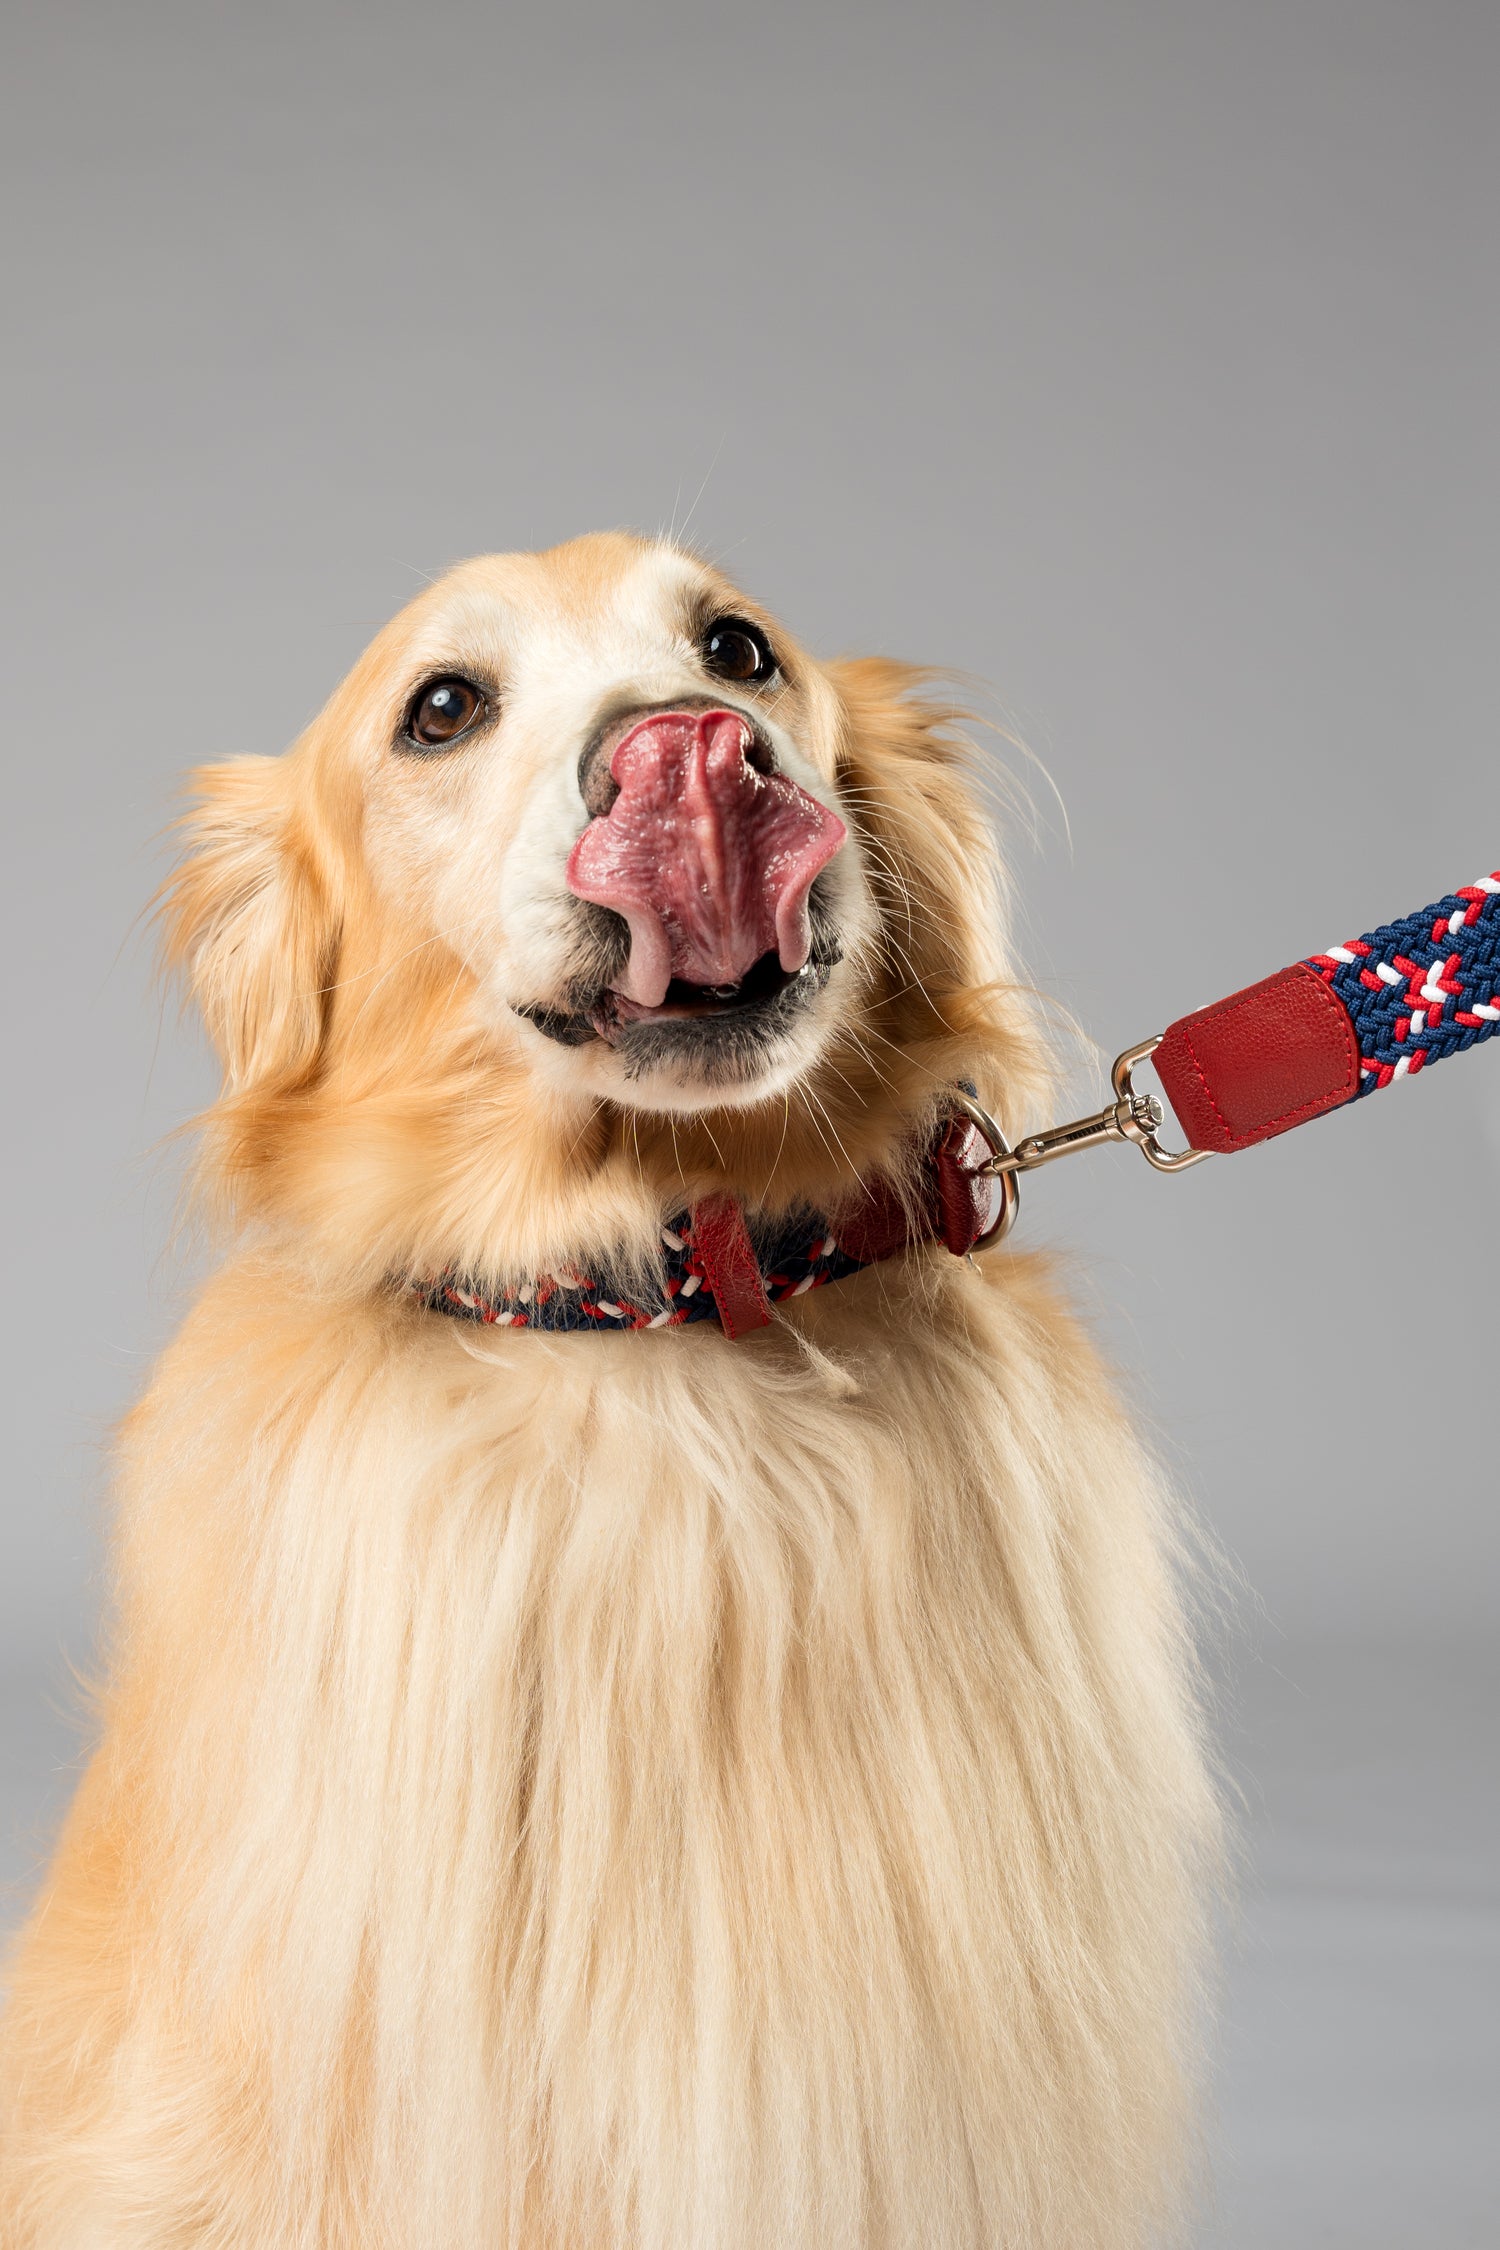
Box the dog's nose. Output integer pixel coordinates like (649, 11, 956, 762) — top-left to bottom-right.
(577, 699, 776, 818)
(610, 705, 777, 810)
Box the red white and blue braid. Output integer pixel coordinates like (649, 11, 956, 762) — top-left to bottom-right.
(1306, 871, 1500, 1093)
(415, 1209, 870, 1336)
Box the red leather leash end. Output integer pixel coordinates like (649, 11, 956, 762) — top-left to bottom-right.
(1154, 962, 1360, 1155)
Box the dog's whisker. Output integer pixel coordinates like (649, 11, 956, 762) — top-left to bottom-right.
(792, 1082, 856, 1182)
(673, 433, 727, 551)
(805, 1083, 861, 1179)
(844, 1012, 952, 1087)
(319, 933, 442, 999)
(341, 936, 447, 1034)
(758, 1089, 794, 1203)
(832, 1021, 888, 1084)
(695, 1110, 728, 1172)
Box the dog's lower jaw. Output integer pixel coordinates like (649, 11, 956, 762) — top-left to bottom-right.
(0, 1251, 1218, 2250)
(513, 882, 846, 1066)
(514, 955, 831, 1057)
(512, 961, 848, 1114)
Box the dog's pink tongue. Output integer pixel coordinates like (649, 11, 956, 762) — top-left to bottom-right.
(566, 709, 846, 1007)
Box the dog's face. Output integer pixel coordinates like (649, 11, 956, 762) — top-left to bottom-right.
(357, 538, 877, 1114)
(166, 532, 1033, 1275)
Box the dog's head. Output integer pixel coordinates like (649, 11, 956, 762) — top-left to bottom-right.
(163, 534, 1041, 1281)
(360, 538, 876, 1114)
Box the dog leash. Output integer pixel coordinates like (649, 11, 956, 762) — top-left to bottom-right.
(415, 868, 1498, 1340)
(959, 865, 1500, 1247)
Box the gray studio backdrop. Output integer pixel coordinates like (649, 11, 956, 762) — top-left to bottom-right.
(2, 3, 1495, 2244)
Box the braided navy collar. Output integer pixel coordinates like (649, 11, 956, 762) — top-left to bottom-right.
(411, 1098, 1001, 1342)
(414, 1206, 873, 1336)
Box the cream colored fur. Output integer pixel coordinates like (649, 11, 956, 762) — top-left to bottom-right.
(0, 535, 1220, 2248)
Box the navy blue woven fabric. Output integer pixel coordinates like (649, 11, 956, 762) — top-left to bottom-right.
(1305, 870, 1500, 1094)
(414, 1208, 872, 1334)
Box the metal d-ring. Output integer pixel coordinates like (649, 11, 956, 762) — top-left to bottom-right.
(945, 1086, 1023, 1249)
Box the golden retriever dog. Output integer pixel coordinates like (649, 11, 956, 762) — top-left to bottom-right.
(0, 534, 1219, 2248)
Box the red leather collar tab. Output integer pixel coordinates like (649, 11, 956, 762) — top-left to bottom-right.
(933, 1113, 998, 1253)
(688, 1100, 998, 1339)
(1154, 962, 1360, 1154)
(688, 1100, 999, 1339)
(687, 1194, 774, 1338)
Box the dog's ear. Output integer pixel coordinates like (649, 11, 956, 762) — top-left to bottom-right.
(159, 754, 342, 1095)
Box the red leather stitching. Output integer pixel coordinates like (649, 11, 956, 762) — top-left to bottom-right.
(1166, 1026, 1234, 1140)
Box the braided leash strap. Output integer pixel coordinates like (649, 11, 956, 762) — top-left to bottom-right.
(1154, 871, 1500, 1155)
(1307, 874, 1500, 1090)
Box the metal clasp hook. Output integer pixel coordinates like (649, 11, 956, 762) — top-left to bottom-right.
(1006, 1036, 1211, 1177)
(949, 1037, 1210, 1248)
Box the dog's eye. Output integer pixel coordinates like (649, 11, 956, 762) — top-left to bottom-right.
(701, 617, 777, 685)
(404, 676, 487, 749)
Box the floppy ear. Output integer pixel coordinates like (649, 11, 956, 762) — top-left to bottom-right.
(159, 754, 342, 1095)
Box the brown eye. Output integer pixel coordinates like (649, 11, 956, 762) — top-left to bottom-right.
(701, 617, 777, 685)
(405, 676, 486, 749)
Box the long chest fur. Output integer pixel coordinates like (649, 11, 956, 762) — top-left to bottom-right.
(2, 1253, 1215, 2250)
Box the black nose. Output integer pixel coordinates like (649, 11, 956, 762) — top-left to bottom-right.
(577, 695, 776, 819)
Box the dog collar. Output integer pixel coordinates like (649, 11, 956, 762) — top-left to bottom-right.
(412, 1098, 1001, 1343)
